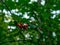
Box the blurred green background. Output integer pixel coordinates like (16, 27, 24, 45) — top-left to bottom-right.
(0, 0, 60, 45)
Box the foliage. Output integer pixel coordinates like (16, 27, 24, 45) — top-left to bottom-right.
(0, 0, 60, 45)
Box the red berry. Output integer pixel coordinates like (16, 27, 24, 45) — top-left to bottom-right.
(17, 23, 23, 29)
(23, 24, 28, 27)
(23, 24, 28, 30)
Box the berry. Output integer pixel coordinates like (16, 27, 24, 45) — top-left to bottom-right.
(23, 24, 28, 30)
(17, 23, 23, 29)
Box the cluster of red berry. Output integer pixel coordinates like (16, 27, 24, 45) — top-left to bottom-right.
(17, 23, 28, 30)
(15, 21, 28, 30)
